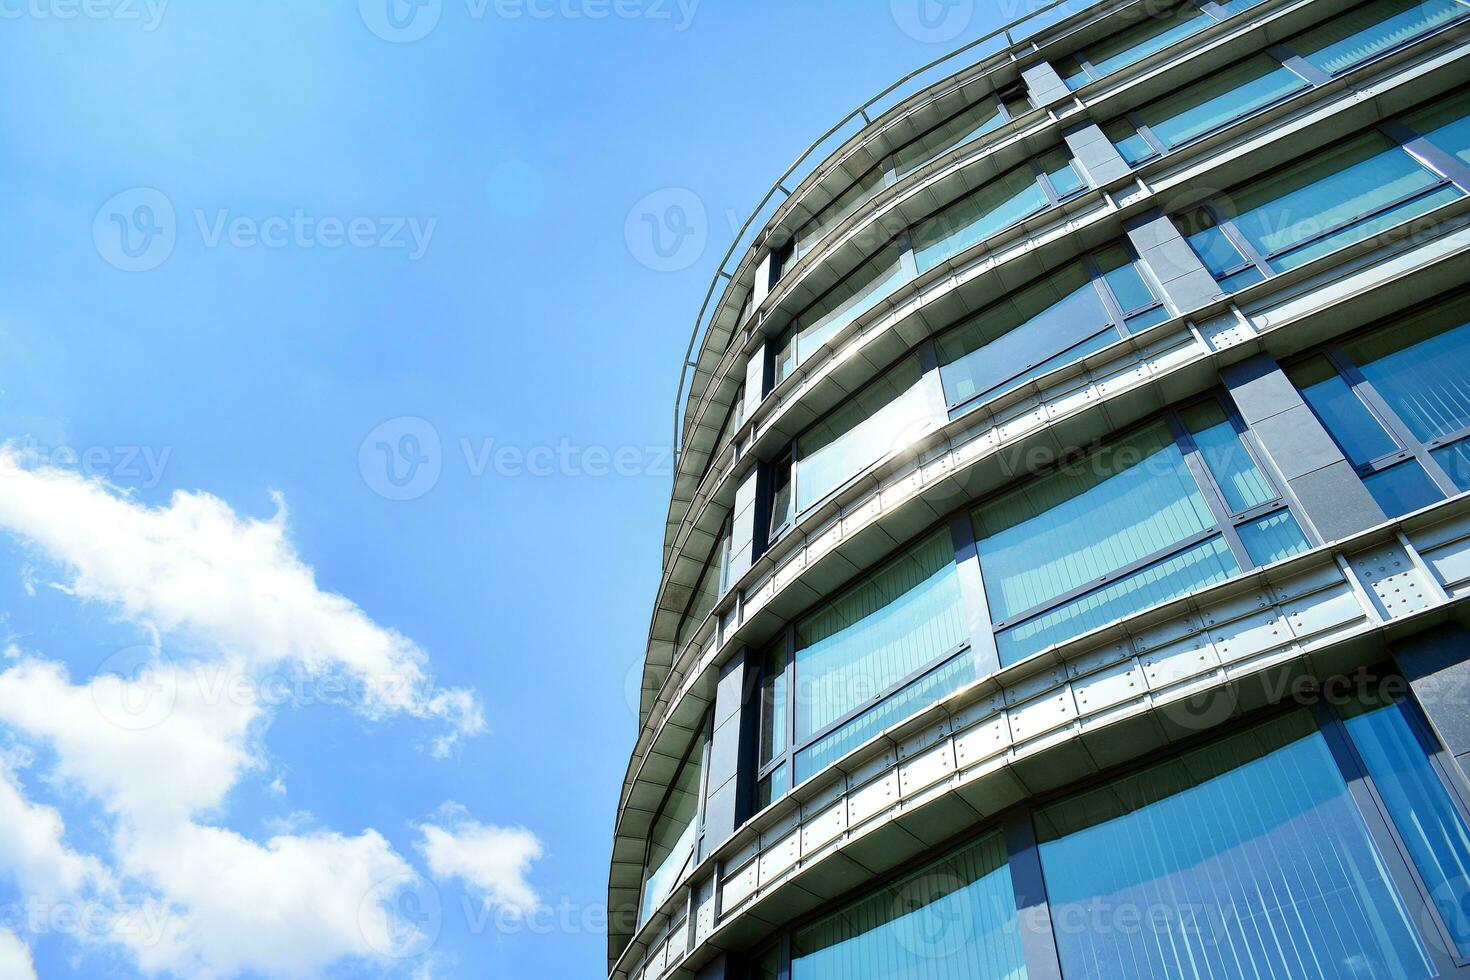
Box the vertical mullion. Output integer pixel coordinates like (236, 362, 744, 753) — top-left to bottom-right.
(1313, 701, 1468, 976)
(784, 627, 797, 782)
(1084, 250, 1132, 328)
(950, 511, 1002, 678)
(1031, 157, 1062, 206)
(1004, 812, 1064, 980)
(1330, 347, 1462, 497)
(1212, 206, 1274, 278)
(1168, 407, 1254, 568)
(1383, 120, 1470, 193)
(1126, 109, 1171, 158)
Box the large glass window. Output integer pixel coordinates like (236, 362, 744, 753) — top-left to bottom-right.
(973, 402, 1308, 665)
(1289, 293, 1470, 517)
(1291, 0, 1465, 77)
(1104, 54, 1310, 165)
(1341, 682, 1470, 958)
(791, 831, 1027, 980)
(756, 528, 970, 803)
(1058, 0, 1213, 90)
(640, 728, 706, 925)
(1035, 710, 1434, 979)
(794, 355, 934, 513)
(912, 150, 1084, 273)
(936, 243, 1165, 417)
(777, 242, 909, 387)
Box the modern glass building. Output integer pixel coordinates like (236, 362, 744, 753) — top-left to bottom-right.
(611, 1, 1470, 978)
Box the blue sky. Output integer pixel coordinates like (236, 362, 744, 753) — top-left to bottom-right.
(0, 1, 1011, 976)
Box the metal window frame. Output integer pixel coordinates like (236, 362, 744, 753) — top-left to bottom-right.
(1287, 311, 1470, 500)
(980, 392, 1310, 643)
(936, 241, 1164, 419)
(1062, 0, 1212, 88)
(1177, 116, 1470, 289)
(1281, 0, 1470, 82)
(744, 682, 1470, 979)
(635, 708, 714, 928)
(1102, 47, 1315, 165)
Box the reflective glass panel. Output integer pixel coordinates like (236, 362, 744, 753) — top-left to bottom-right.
(1238, 509, 1312, 566)
(796, 356, 932, 512)
(1081, 2, 1213, 79)
(1137, 54, 1307, 151)
(1293, 0, 1464, 75)
(1405, 88, 1470, 167)
(1035, 711, 1433, 979)
(1341, 684, 1470, 956)
(792, 832, 1027, 980)
(1181, 399, 1275, 512)
(794, 242, 908, 363)
(895, 97, 1008, 176)
(1342, 300, 1470, 444)
(1365, 460, 1444, 517)
(796, 167, 888, 260)
(640, 732, 705, 924)
(913, 164, 1048, 272)
(793, 529, 964, 741)
(1289, 355, 1399, 467)
(1432, 440, 1470, 491)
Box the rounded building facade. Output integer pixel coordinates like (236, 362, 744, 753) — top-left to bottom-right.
(612, 1, 1470, 977)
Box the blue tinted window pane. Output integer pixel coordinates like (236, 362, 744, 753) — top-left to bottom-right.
(796, 356, 931, 512)
(1140, 56, 1307, 150)
(1124, 305, 1171, 332)
(794, 530, 964, 740)
(1098, 244, 1157, 313)
(1290, 355, 1400, 467)
(792, 832, 1026, 980)
(913, 165, 1048, 272)
(1239, 510, 1312, 566)
(1218, 266, 1267, 292)
(1228, 133, 1449, 262)
(640, 732, 705, 924)
(1035, 711, 1434, 980)
(1271, 184, 1463, 272)
(1294, 0, 1464, 75)
(1406, 88, 1470, 167)
(795, 167, 887, 261)
(1083, 3, 1213, 79)
(795, 244, 908, 363)
(1343, 689, 1470, 956)
(1181, 212, 1248, 278)
(1432, 440, 1470, 491)
(1105, 118, 1156, 165)
(1345, 305, 1470, 443)
(756, 763, 788, 811)
(938, 258, 1118, 410)
(996, 535, 1238, 665)
(793, 654, 977, 781)
(895, 98, 1006, 176)
(1043, 149, 1086, 197)
(974, 423, 1217, 622)
(1182, 399, 1275, 512)
(1366, 460, 1444, 518)
(1220, 0, 1267, 11)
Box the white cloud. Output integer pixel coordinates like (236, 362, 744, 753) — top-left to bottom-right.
(0, 457, 522, 978)
(0, 928, 37, 980)
(418, 807, 542, 917)
(0, 452, 484, 743)
(0, 763, 113, 904)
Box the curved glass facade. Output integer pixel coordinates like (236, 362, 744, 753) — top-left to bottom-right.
(618, 1, 1470, 974)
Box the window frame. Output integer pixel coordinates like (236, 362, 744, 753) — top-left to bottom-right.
(1057, 0, 1214, 90)
(1175, 115, 1470, 288)
(743, 679, 1470, 979)
(934, 241, 1168, 420)
(636, 710, 714, 928)
(977, 393, 1313, 652)
(1284, 298, 1470, 503)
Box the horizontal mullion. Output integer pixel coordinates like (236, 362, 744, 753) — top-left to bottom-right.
(990, 528, 1221, 632)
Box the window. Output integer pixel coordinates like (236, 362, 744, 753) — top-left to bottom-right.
(639, 727, 706, 925)
(1180, 104, 1470, 286)
(935, 244, 1166, 418)
(1289, 293, 1470, 517)
(1290, 0, 1465, 77)
(912, 149, 1085, 273)
(972, 401, 1309, 666)
(794, 355, 934, 513)
(756, 529, 970, 804)
(794, 167, 889, 262)
(790, 832, 1026, 980)
(774, 242, 908, 387)
(674, 540, 723, 656)
(1059, 0, 1213, 90)
(1035, 710, 1435, 979)
(1104, 53, 1310, 165)
(767, 455, 794, 542)
(1339, 682, 1470, 959)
